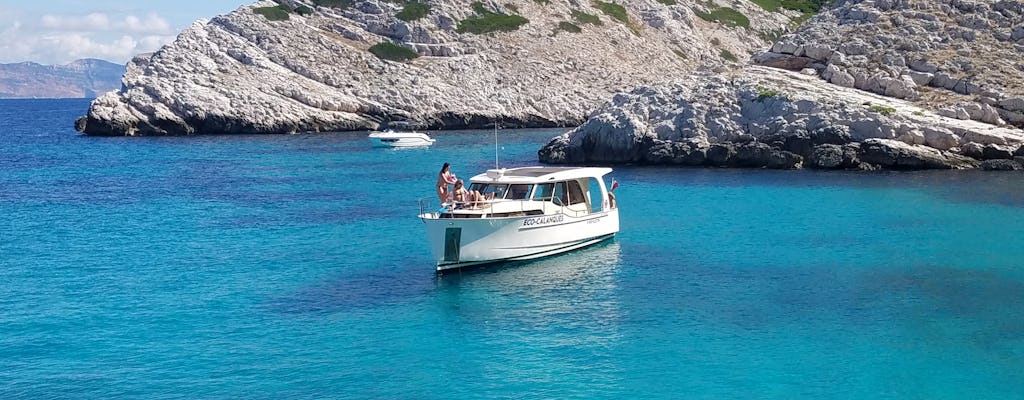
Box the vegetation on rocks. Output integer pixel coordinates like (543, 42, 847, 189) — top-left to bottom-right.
(294, 5, 314, 15)
(369, 42, 420, 62)
(253, 5, 291, 21)
(869, 104, 896, 116)
(756, 87, 783, 101)
(695, 7, 750, 28)
(655, 0, 677, 5)
(750, 0, 831, 24)
(593, 1, 629, 24)
(457, 2, 530, 34)
(571, 10, 602, 25)
(720, 49, 738, 62)
(750, 0, 830, 13)
(593, 1, 640, 34)
(312, 0, 353, 8)
(556, 21, 583, 33)
(396, 2, 431, 21)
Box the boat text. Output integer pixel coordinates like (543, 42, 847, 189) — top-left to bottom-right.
(522, 215, 564, 227)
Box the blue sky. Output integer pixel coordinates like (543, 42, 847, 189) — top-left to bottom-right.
(0, 0, 249, 65)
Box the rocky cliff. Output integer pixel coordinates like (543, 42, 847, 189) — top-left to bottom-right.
(540, 0, 1024, 170)
(0, 59, 124, 99)
(76, 0, 797, 136)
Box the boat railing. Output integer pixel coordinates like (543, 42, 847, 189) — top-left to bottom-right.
(418, 197, 443, 218)
(467, 198, 592, 218)
(420, 197, 594, 219)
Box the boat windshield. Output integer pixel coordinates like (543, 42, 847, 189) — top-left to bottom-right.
(533, 183, 554, 201)
(507, 184, 532, 200)
(469, 183, 508, 199)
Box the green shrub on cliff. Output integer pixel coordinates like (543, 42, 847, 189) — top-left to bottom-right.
(571, 10, 602, 25)
(313, 0, 353, 9)
(696, 7, 750, 28)
(397, 2, 431, 21)
(254, 5, 291, 21)
(869, 104, 897, 116)
(752, 0, 830, 13)
(556, 21, 583, 33)
(593, 1, 641, 34)
(295, 5, 314, 15)
(457, 2, 529, 34)
(593, 1, 629, 24)
(751, 0, 830, 23)
(720, 49, 738, 62)
(780, 0, 830, 14)
(756, 87, 783, 101)
(655, 0, 677, 5)
(369, 42, 420, 62)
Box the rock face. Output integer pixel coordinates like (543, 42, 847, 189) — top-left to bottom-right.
(0, 59, 123, 99)
(538, 66, 1022, 169)
(540, 0, 1024, 170)
(76, 0, 793, 136)
(755, 0, 1024, 128)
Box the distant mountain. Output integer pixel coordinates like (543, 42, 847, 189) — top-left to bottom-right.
(0, 59, 124, 99)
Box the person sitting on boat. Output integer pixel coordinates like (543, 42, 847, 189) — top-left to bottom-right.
(436, 162, 457, 203)
(451, 179, 476, 209)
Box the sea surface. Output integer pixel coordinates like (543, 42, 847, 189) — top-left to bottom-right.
(2, 98, 1024, 399)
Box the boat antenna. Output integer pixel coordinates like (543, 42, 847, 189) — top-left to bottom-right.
(494, 118, 499, 170)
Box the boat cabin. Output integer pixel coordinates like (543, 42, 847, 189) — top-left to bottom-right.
(440, 167, 614, 219)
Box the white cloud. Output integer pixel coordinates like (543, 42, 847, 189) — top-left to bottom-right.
(123, 14, 172, 34)
(39, 12, 173, 35)
(41, 12, 111, 31)
(0, 11, 177, 64)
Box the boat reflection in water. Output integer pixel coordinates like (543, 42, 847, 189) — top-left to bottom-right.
(432, 241, 625, 356)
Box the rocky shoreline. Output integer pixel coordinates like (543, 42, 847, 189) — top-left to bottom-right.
(73, 0, 1024, 171)
(540, 0, 1024, 171)
(538, 66, 1024, 170)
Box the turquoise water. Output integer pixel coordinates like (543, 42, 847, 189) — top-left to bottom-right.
(3, 99, 1024, 398)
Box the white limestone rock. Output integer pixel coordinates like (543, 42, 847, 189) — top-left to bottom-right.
(539, 65, 1022, 169)
(752, 0, 1024, 127)
(77, 0, 792, 135)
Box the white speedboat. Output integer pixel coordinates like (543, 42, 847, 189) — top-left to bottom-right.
(418, 166, 620, 272)
(368, 130, 435, 147)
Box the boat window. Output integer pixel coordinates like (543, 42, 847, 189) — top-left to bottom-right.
(552, 182, 568, 205)
(532, 183, 554, 201)
(469, 183, 509, 199)
(567, 180, 586, 205)
(587, 178, 604, 212)
(507, 184, 532, 200)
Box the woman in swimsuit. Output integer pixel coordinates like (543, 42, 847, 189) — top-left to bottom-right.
(436, 162, 457, 203)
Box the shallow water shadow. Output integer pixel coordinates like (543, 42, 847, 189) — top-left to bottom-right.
(264, 256, 439, 316)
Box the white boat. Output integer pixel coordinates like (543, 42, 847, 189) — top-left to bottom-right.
(418, 166, 620, 272)
(368, 130, 435, 147)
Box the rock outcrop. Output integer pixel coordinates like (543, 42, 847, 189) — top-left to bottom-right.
(755, 0, 1024, 127)
(538, 66, 1022, 169)
(76, 0, 794, 135)
(540, 0, 1024, 170)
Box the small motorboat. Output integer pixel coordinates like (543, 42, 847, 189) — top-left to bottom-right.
(368, 130, 435, 147)
(418, 166, 620, 272)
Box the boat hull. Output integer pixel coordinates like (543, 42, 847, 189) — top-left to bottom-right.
(419, 209, 619, 271)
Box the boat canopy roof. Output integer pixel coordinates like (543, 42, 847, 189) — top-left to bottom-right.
(468, 167, 613, 184)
